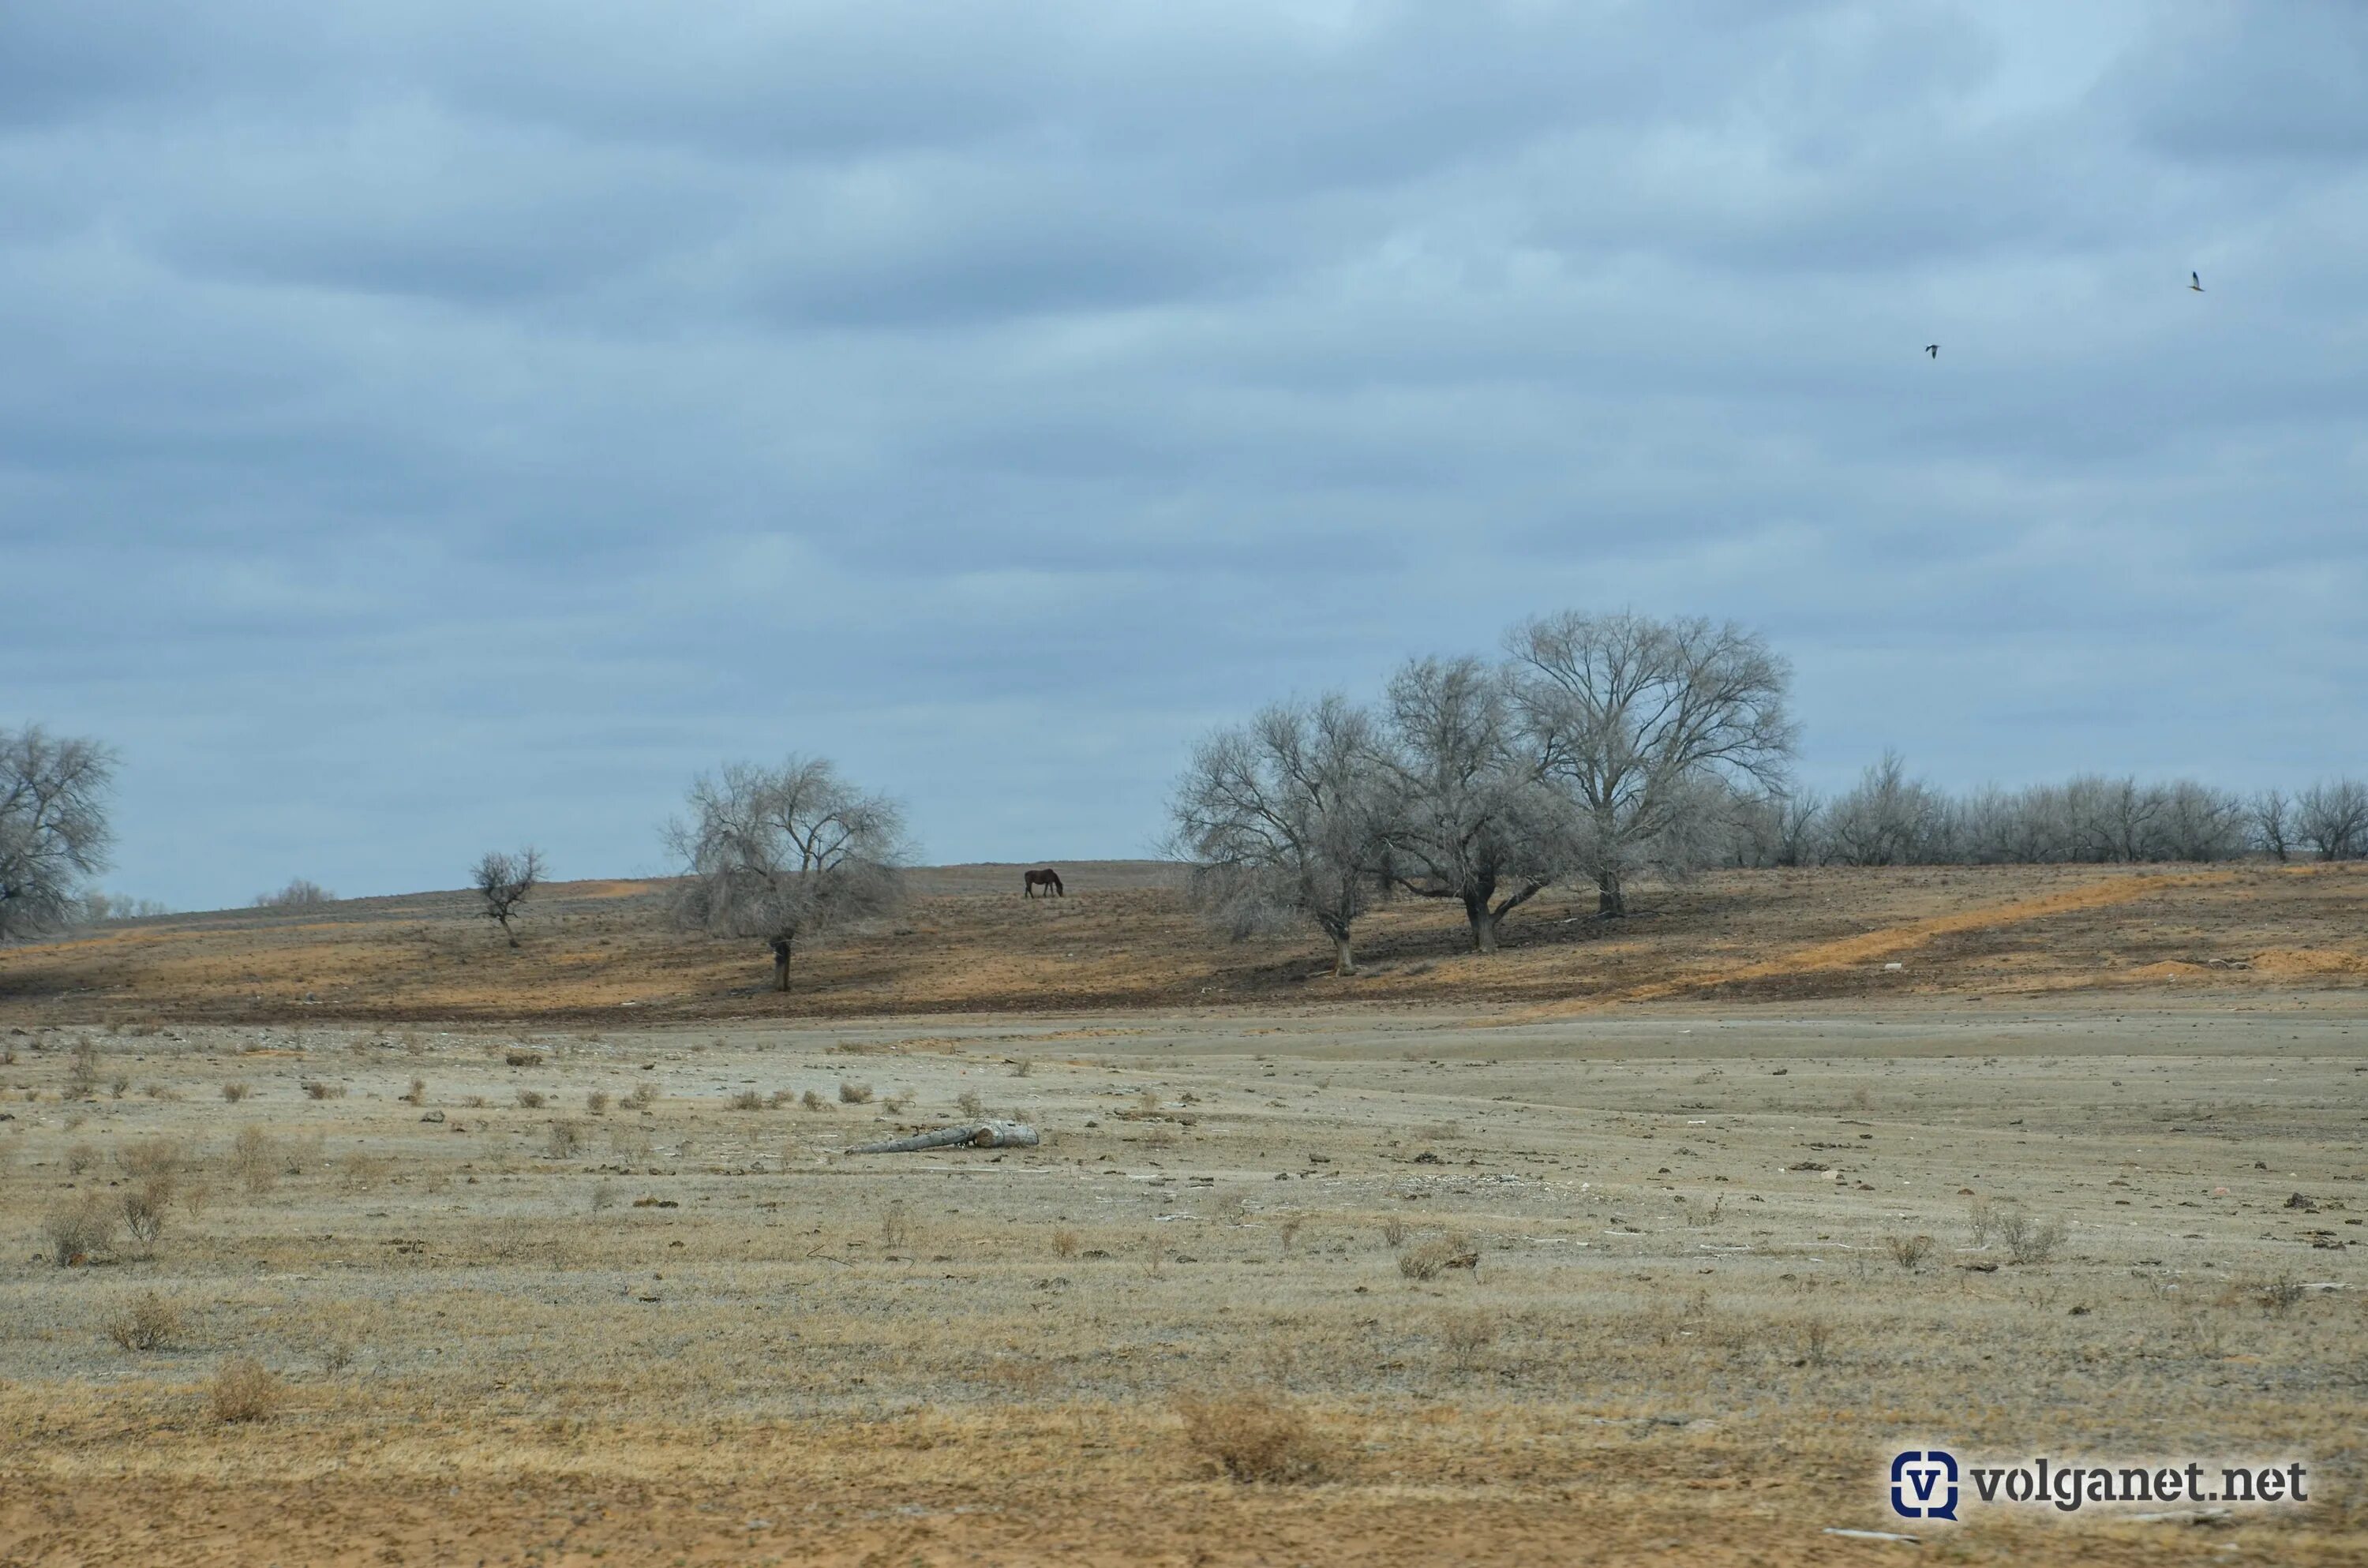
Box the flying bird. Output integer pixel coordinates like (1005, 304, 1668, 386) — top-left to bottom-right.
(2190, 271, 2205, 292)
(1924, 344, 1939, 358)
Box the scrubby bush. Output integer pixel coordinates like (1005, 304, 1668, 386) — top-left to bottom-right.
(43, 1195, 116, 1265)
(1174, 1391, 1330, 1483)
(211, 1357, 280, 1424)
(838, 1080, 874, 1105)
(105, 1292, 181, 1352)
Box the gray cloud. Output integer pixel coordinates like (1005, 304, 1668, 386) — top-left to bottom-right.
(4, 2, 2364, 908)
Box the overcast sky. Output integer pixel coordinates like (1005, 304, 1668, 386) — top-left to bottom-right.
(6, 2, 2364, 910)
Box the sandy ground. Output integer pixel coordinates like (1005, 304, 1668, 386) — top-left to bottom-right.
(2, 1002, 2362, 1564)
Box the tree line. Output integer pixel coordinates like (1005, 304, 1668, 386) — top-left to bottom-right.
(6, 616, 2362, 990)
(1166, 612, 2366, 975)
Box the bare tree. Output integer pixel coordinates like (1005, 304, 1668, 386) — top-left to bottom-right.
(1370, 657, 1572, 952)
(1823, 753, 1954, 866)
(471, 848, 546, 946)
(2296, 779, 2368, 862)
(0, 726, 117, 941)
(1169, 696, 1391, 976)
(1508, 612, 1795, 915)
(667, 758, 908, 991)
(253, 879, 335, 909)
(2250, 788, 2293, 863)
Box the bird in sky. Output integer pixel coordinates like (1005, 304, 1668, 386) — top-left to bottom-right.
(1924, 344, 1939, 358)
(2190, 271, 2205, 292)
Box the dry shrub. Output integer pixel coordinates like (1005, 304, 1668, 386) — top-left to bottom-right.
(838, 1080, 874, 1106)
(1211, 1192, 1249, 1226)
(1173, 1391, 1330, 1484)
(504, 1049, 544, 1068)
(66, 1038, 100, 1099)
(1399, 1234, 1478, 1281)
(882, 1199, 912, 1249)
(144, 1083, 182, 1101)
(1995, 1210, 2066, 1265)
(545, 1120, 585, 1158)
(1278, 1217, 1306, 1252)
(178, 1179, 213, 1219)
(585, 1088, 609, 1114)
(106, 1291, 182, 1352)
(1887, 1233, 1936, 1270)
(2254, 1275, 2305, 1316)
(768, 1088, 796, 1107)
(211, 1357, 280, 1424)
(1378, 1216, 1409, 1248)
(221, 1082, 252, 1103)
(337, 1152, 391, 1192)
(299, 1080, 345, 1101)
(1051, 1226, 1081, 1259)
(590, 1180, 619, 1213)
(727, 1089, 765, 1111)
(957, 1088, 984, 1119)
(120, 1139, 187, 1179)
(401, 1078, 426, 1106)
(623, 1083, 656, 1111)
(43, 1196, 116, 1265)
(227, 1126, 280, 1195)
(515, 1088, 547, 1110)
(122, 1176, 173, 1253)
(800, 1089, 829, 1112)
(1436, 1309, 1498, 1372)
(109, 1075, 130, 1099)
(66, 1142, 99, 1176)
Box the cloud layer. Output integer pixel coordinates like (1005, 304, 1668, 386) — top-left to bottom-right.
(6, 1, 2363, 907)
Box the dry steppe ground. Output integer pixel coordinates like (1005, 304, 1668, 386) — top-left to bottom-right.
(0, 864, 2363, 1565)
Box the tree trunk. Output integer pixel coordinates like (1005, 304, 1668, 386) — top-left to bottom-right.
(770, 937, 792, 992)
(1328, 932, 1357, 976)
(1463, 893, 1497, 952)
(1596, 867, 1627, 918)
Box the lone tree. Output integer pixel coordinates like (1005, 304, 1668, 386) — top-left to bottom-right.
(2296, 779, 2368, 862)
(1370, 656, 1572, 952)
(471, 847, 545, 946)
(1508, 611, 1794, 916)
(0, 726, 117, 941)
(1169, 695, 1392, 977)
(667, 758, 907, 992)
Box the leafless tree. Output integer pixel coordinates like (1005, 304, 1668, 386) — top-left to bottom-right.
(1169, 696, 1392, 976)
(79, 891, 170, 923)
(2297, 779, 2368, 862)
(1369, 657, 1573, 952)
(471, 848, 546, 946)
(1508, 612, 1795, 915)
(253, 878, 335, 908)
(666, 758, 908, 991)
(1822, 753, 1946, 866)
(0, 726, 117, 941)
(2156, 780, 2246, 862)
(2250, 789, 2293, 863)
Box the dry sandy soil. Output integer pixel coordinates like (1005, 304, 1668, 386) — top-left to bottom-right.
(1, 865, 2363, 1564)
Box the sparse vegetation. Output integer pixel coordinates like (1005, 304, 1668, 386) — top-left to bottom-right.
(1173, 1391, 1330, 1484)
(252, 879, 334, 909)
(838, 1080, 873, 1105)
(121, 1176, 173, 1253)
(221, 1081, 252, 1103)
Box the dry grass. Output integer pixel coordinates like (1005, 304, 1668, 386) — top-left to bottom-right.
(1398, 1233, 1478, 1281)
(2, 863, 2362, 1026)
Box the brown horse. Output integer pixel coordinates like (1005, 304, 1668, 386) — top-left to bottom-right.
(1023, 867, 1064, 899)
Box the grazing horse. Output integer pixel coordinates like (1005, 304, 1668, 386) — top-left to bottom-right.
(1023, 867, 1065, 899)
